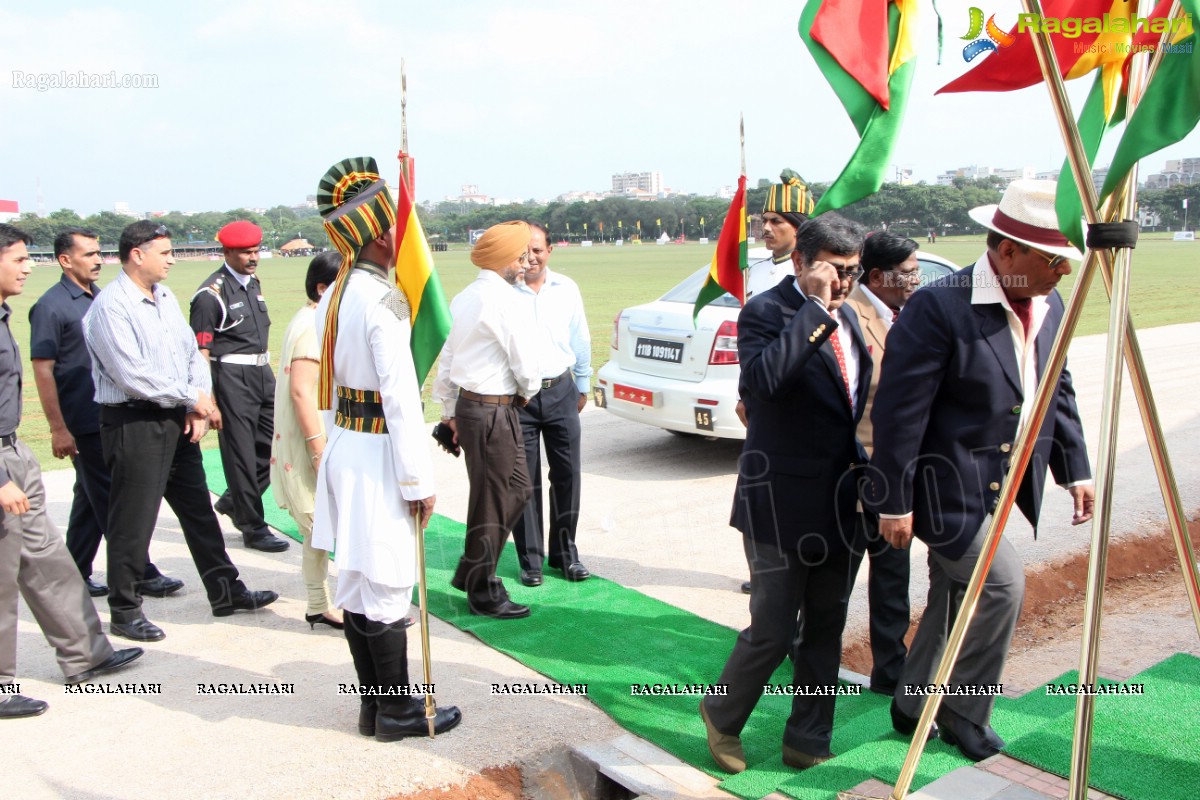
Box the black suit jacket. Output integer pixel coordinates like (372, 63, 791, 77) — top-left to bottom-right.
(730, 276, 871, 555)
(866, 261, 1091, 561)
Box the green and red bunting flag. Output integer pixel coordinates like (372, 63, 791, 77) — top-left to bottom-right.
(799, 0, 918, 214)
(937, 0, 1185, 249)
(693, 174, 747, 323)
(1103, 0, 1200, 198)
(395, 153, 452, 386)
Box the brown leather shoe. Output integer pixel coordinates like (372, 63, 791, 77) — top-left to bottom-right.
(699, 699, 745, 773)
(781, 744, 834, 770)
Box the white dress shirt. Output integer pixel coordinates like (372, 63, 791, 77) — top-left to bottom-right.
(859, 284, 895, 332)
(513, 268, 592, 393)
(433, 269, 542, 417)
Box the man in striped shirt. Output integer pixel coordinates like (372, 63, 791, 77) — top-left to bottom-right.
(83, 221, 278, 642)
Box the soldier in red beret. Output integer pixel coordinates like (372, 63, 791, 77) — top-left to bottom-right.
(189, 221, 289, 553)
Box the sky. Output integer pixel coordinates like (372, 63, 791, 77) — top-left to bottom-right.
(3, 0, 1198, 216)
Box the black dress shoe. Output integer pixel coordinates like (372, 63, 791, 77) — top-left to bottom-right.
(937, 706, 1001, 761)
(740, 580, 752, 594)
(563, 562, 590, 581)
(111, 617, 165, 642)
(212, 589, 280, 617)
(890, 698, 938, 741)
(375, 697, 463, 742)
(0, 694, 48, 719)
(519, 569, 543, 587)
(305, 613, 344, 630)
(136, 574, 184, 598)
(65, 647, 145, 685)
(214, 493, 234, 517)
(84, 578, 108, 597)
(242, 529, 290, 553)
(469, 599, 530, 619)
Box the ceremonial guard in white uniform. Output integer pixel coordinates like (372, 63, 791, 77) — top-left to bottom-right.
(312, 157, 461, 741)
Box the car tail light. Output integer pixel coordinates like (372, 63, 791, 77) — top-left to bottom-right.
(708, 320, 738, 365)
(611, 311, 622, 350)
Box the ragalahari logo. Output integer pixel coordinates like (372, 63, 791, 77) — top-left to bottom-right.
(962, 8, 1016, 62)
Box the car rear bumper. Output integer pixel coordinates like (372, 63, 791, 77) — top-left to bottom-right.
(594, 362, 746, 440)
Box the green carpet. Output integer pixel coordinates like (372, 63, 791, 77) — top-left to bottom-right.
(203, 451, 1199, 800)
(1003, 654, 1200, 799)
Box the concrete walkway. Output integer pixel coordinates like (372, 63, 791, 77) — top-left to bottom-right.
(8, 323, 1199, 800)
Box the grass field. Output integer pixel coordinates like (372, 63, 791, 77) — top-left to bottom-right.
(8, 237, 1197, 467)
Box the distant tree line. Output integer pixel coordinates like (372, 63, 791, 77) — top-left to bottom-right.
(14, 205, 328, 252)
(15, 179, 1194, 253)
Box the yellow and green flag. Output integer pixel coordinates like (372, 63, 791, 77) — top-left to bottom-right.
(394, 163, 451, 387)
(693, 175, 747, 323)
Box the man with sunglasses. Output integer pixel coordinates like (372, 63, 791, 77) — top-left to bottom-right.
(84, 221, 278, 642)
(701, 213, 871, 773)
(867, 180, 1094, 761)
(433, 221, 541, 620)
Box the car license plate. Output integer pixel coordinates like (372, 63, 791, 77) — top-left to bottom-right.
(634, 337, 683, 364)
(613, 383, 656, 407)
(694, 406, 714, 431)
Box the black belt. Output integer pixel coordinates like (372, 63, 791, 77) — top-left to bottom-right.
(335, 387, 388, 434)
(107, 399, 170, 411)
(541, 371, 571, 390)
(0, 433, 16, 449)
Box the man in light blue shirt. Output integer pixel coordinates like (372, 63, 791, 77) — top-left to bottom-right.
(510, 222, 592, 586)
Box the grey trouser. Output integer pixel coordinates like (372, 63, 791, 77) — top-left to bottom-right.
(894, 517, 1025, 726)
(0, 439, 112, 683)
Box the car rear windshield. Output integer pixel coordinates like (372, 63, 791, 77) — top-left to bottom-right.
(660, 266, 741, 307)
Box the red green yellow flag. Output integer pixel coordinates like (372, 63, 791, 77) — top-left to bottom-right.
(693, 175, 747, 323)
(394, 155, 452, 387)
(799, 0, 918, 213)
(1102, 0, 1200, 198)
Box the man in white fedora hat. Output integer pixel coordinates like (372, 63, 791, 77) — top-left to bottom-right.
(865, 179, 1094, 761)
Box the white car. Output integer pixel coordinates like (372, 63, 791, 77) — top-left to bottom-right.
(593, 248, 960, 440)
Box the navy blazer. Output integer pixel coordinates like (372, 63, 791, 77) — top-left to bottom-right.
(731, 276, 871, 555)
(865, 263, 1091, 561)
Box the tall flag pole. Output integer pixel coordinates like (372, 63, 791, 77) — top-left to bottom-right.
(396, 59, 449, 740)
(394, 61, 452, 389)
(693, 115, 748, 324)
(799, 0, 918, 213)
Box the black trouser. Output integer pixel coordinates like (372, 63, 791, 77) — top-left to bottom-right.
(512, 373, 582, 572)
(212, 361, 274, 533)
(452, 397, 531, 610)
(847, 511, 911, 692)
(100, 405, 246, 621)
(65, 431, 159, 582)
(707, 535, 855, 756)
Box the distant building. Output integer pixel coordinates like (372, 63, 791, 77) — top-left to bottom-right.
(1144, 157, 1200, 189)
(304, 194, 318, 209)
(113, 201, 139, 218)
(1035, 169, 1061, 181)
(936, 165, 1033, 187)
(612, 171, 662, 195)
(556, 190, 605, 203)
(447, 184, 491, 205)
(0, 200, 18, 223)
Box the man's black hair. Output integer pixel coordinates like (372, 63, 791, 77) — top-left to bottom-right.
(54, 227, 99, 260)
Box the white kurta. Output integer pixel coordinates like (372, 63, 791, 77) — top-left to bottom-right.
(312, 267, 435, 624)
